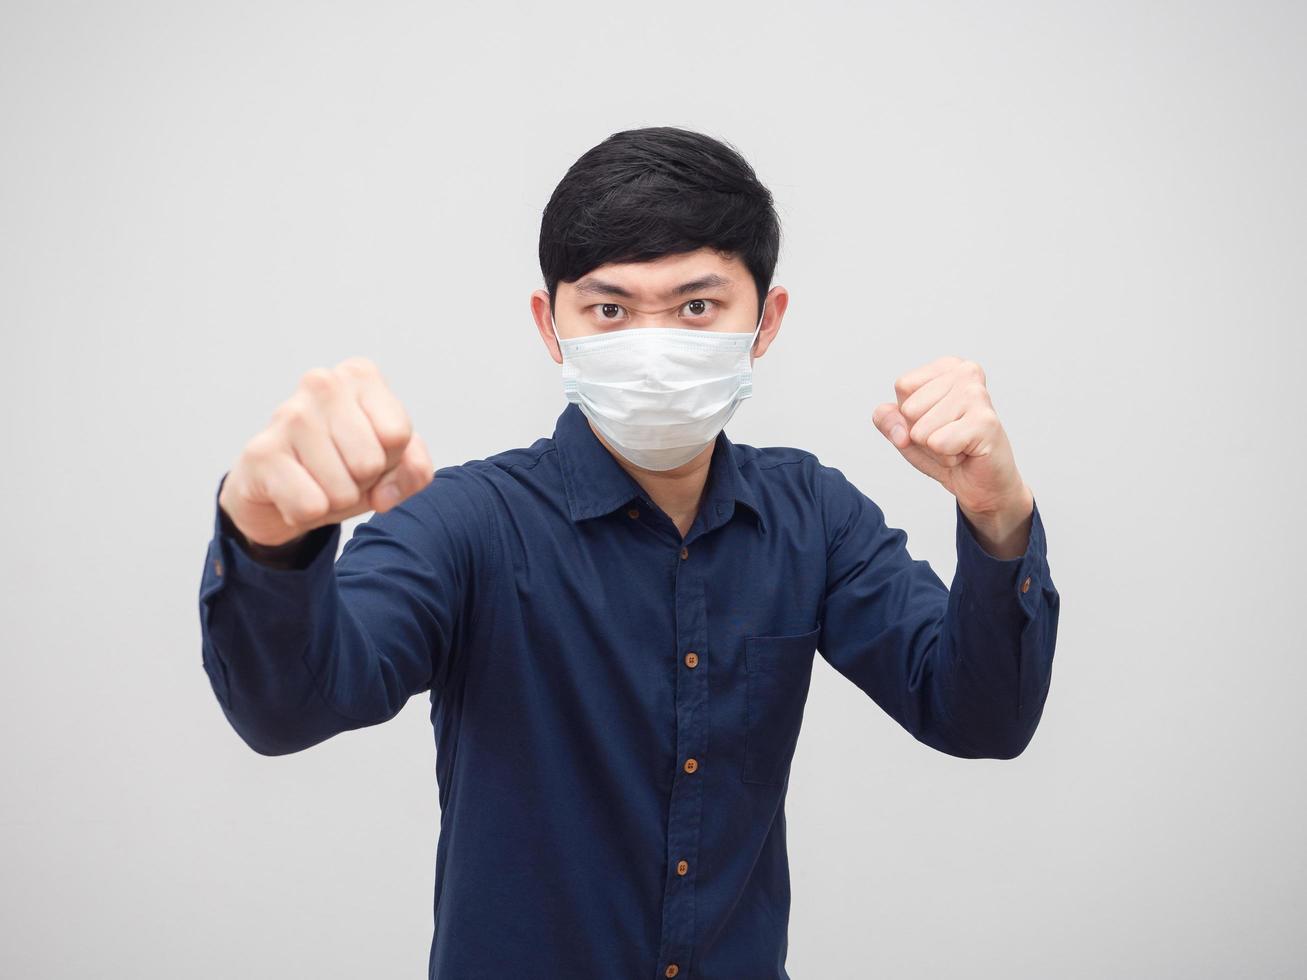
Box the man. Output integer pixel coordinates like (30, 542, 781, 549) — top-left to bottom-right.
(198, 125, 1059, 979)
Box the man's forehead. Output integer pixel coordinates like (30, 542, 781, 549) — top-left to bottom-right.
(572, 270, 737, 301)
(566, 250, 746, 300)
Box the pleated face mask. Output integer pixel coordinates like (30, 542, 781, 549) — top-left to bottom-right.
(550, 302, 766, 471)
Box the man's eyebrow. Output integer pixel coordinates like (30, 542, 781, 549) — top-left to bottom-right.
(573, 273, 735, 299)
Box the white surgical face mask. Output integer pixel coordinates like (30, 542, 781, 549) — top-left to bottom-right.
(550, 302, 766, 471)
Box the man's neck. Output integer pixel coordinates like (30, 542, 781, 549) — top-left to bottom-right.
(587, 420, 714, 540)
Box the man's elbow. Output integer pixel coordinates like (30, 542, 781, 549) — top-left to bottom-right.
(986, 725, 1037, 760)
(927, 711, 1045, 760)
(217, 699, 336, 757)
(237, 729, 315, 757)
(983, 705, 1051, 759)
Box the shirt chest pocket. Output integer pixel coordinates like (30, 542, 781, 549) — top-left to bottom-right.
(742, 624, 822, 786)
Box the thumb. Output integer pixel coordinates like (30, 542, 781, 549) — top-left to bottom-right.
(872, 402, 909, 449)
(370, 431, 435, 513)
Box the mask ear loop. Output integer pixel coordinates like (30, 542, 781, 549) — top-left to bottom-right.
(549, 312, 564, 354)
(748, 298, 767, 357)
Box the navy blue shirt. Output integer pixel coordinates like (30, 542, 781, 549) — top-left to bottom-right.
(198, 401, 1059, 979)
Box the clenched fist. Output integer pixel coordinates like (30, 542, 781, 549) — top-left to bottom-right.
(219, 357, 434, 550)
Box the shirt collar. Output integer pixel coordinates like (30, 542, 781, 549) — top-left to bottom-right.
(552, 401, 766, 534)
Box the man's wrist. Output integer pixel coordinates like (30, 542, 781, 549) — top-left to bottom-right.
(958, 484, 1035, 560)
(218, 505, 312, 569)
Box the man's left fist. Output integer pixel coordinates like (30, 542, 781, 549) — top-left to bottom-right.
(871, 355, 1031, 519)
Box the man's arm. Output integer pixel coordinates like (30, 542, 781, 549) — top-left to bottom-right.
(198, 465, 494, 756)
(815, 462, 1060, 759)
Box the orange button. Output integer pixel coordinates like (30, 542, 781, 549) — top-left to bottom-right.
(213, 558, 223, 577)
(1021, 576, 1032, 593)
(683, 758, 698, 773)
(679, 546, 689, 560)
(665, 965, 679, 978)
(684, 651, 698, 668)
(676, 859, 688, 876)
(627, 507, 639, 519)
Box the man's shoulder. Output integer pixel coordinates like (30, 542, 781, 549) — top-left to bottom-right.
(482, 435, 557, 473)
(418, 433, 558, 503)
(731, 439, 819, 474)
(731, 440, 875, 513)
(384, 436, 556, 543)
(732, 439, 856, 491)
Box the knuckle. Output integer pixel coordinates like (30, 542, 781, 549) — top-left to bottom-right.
(404, 455, 431, 484)
(373, 415, 412, 451)
(407, 441, 434, 488)
(223, 470, 258, 513)
(299, 367, 338, 397)
(276, 400, 314, 433)
(350, 449, 390, 484)
(270, 397, 301, 425)
(242, 430, 278, 463)
(325, 483, 363, 512)
(297, 495, 332, 526)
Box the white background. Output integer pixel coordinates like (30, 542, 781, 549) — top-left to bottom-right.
(2, 1, 1303, 976)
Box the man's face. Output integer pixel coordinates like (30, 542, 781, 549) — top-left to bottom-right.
(533, 247, 783, 365)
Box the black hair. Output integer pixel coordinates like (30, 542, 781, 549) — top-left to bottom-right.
(538, 126, 781, 321)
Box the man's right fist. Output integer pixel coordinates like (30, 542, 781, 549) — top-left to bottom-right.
(219, 357, 434, 549)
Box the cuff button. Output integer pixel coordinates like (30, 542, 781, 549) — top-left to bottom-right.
(1020, 575, 1031, 593)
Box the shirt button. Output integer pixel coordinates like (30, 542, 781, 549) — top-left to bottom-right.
(679, 546, 689, 560)
(676, 859, 688, 876)
(684, 651, 698, 668)
(627, 506, 639, 519)
(1021, 575, 1032, 593)
(683, 758, 698, 773)
(665, 965, 679, 978)
(213, 558, 223, 577)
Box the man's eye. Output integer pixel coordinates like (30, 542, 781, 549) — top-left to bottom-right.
(598, 303, 625, 319)
(681, 299, 716, 317)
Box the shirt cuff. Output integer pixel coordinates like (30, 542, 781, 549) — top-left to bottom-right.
(953, 494, 1049, 621)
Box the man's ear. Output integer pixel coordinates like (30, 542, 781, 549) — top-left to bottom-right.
(531, 288, 563, 365)
(752, 286, 789, 360)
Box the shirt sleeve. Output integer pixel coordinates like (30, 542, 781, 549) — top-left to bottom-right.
(197, 463, 497, 756)
(815, 462, 1059, 759)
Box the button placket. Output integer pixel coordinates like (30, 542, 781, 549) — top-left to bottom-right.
(654, 542, 707, 979)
